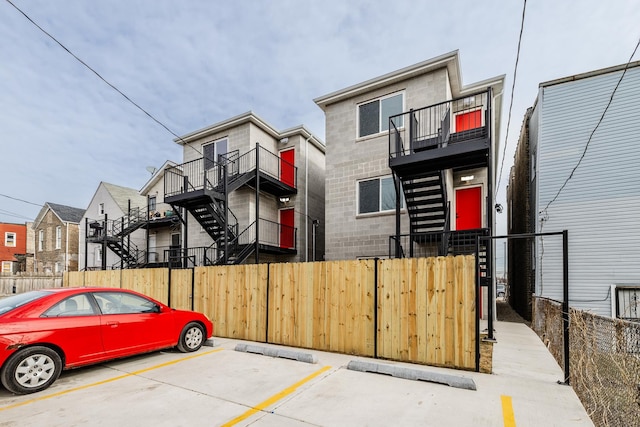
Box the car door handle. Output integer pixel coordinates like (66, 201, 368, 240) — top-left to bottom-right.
(106, 321, 119, 328)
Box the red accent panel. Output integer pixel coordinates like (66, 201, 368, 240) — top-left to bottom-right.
(0, 223, 27, 263)
(280, 149, 295, 187)
(456, 187, 482, 230)
(280, 208, 295, 249)
(455, 110, 482, 132)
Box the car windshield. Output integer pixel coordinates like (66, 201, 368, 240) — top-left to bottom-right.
(0, 291, 50, 315)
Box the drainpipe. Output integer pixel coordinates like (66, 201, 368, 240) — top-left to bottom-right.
(84, 218, 88, 271)
(305, 135, 312, 262)
(65, 221, 69, 272)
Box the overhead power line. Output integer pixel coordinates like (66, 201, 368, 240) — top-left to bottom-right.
(5, 0, 206, 159)
(0, 208, 34, 221)
(495, 0, 527, 200)
(0, 193, 43, 207)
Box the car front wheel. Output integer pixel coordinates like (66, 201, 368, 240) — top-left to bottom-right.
(1, 346, 62, 395)
(177, 322, 205, 353)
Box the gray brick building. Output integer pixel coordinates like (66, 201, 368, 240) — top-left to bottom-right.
(315, 51, 504, 262)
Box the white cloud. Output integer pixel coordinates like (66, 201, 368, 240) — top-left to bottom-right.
(1, 0, 639, 224)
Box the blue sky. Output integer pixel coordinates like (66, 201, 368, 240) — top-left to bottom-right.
(1, 0, 639, 230)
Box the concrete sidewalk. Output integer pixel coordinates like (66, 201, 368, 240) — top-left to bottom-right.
(218, 318, 594, 426)
(478, 320, 593, 426)
(0, 315, 594, 426)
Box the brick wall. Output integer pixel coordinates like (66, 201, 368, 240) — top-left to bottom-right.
(323, 69, 449, 260)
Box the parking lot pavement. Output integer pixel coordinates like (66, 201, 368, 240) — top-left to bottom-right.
(0, 325, 593, 426)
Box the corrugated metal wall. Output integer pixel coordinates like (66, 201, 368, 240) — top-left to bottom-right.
(534, 65, 640, 316)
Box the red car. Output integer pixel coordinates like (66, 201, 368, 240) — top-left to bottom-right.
(0, 287, 213, 395)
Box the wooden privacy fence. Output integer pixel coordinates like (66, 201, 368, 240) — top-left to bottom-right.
(0, 274, 63, 294)
(64, 255, 478, 371)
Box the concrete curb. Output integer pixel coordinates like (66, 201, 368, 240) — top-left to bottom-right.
(234, 344, 318, 364)
(204, 338, 221, 347)
(347, 360, 476, 391)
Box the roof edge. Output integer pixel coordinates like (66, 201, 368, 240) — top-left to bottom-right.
(539, 60, 640, 88)
(173, 111, 324, 151)
(314, 50, 460, 109)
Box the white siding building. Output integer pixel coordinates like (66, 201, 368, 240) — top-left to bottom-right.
(516, 61, 640, 319)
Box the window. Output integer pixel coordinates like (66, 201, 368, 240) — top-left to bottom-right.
(531, 151, 537, 181)
(615, 286, 640, 321)
(55, 226, 62, 249)
(203, 138, 228, 170)
(54, 262, 62, 273)
(1, 261, 13, 273)
(98, 203, 105, 215)
(42, 294, 97, 317)
(38, 230, 44, 251)
(93, 291, 159, 314)
(358, 176, 404, 214)
(358, 92, 404, 138)
(4, 232, 16, 247)
(148, 195, 157, 212)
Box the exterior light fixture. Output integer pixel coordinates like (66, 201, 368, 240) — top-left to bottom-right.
(279, 197, 290, 203)
(461, 175, 474, 182)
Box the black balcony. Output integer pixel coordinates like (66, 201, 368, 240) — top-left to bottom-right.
(164, 144, 297, 206)
(389, 89, 492, 175)
(166, 218, 297, 267)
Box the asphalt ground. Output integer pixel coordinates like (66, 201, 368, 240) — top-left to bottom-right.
(0, 317, 593, 427)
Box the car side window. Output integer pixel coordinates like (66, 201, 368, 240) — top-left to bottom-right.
(43, 294, 97, 317)
(93, 292, 158, 315)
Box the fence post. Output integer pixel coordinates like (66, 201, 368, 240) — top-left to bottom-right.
(374, 258, 379, 359)
(475, 238, 481, 372)
(562, 229, 570, 385)
(265, 262, 270, 344)
(167, 266, 172, 308)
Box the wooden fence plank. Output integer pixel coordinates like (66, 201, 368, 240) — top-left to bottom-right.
(65, 255, 476, 370)
(170, 269, 192, 310)
(416, 258, 429, 363)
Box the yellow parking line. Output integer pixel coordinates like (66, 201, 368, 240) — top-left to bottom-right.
(222, 365, 332, 427)
(0, 348, 222, 412)
(501, 395, 516, 427)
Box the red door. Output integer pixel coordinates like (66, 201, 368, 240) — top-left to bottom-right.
(280, 149, 295, 187)
(456, 187, 482, 230)
(455, 110, 482, 132)
(280, 208, 295, 249)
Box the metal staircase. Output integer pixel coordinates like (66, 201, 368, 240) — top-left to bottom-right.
(87, 208, 149, 269)
(164, 144, 298, 267)
(401, 171, 448, 236)
(112, 207, 148, 237)
(107, 238, 144, 269)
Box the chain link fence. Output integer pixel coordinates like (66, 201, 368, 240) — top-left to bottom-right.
(533, 297, 640, 427)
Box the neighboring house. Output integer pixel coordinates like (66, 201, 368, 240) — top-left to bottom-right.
(80, 182, 147, 270)
(164, 111, 325, 266)
(314, 51, 504, 267)
(25, 221, 35, 272)
(0, 222, 27, 273)
(33, 202, 85, 273)
(139, 161, 182, 266)
(508, 61, 640, 321)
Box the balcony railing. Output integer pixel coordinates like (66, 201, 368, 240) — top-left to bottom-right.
(165, 218, 297, 267)
(389, 228, 489, 259)
(389, 89, 491, 159)
(165, 145, 297, 199)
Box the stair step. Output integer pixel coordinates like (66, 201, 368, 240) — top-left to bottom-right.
(404, 189, 443, 199)
(411, 218, 446, 226)
(409, 215, 446, 224)
(406, 204, 444, 213)
(402, 178, 440, 190)
(411, 227, 446, 234)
